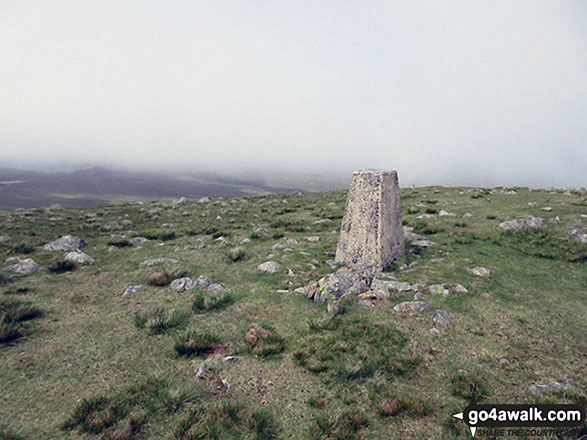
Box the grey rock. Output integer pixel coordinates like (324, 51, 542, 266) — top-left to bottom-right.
(313, 219, 332, 224)
(428, 327, 440, 335)
(528, 382, 565, 394)
(433, 309, 452, 325)
(313, 270, 370, 302)
(429, 284, 450, 296)
(498, 358, 510, 365)
(141, 257, 179, 266)
(198, 197, 211, 203)
(207, 283, 225, 294)
(108, 246, 118, 253)
(196, 362, 208, 378)
(526, 215, 544, 228)
(413, 292, 424, 300)
(170, 277, 196, 292)
(221, 379, 231, 389)
(463, 213, 474, 218)
(541, 207, 552, 212)
(411, 239, 438, 248)
(272, 243, 287, 250)
(499, 219, 525, 230)
(452, 284, 468, 293)
(358, 299, 375, 308)
(258, 261, 282, 273)
(547, 216, 561, 225)
(392, 301, 430, 315)
(327, 301, 344, 315)
(223, 356, 237, 363)
(122, 285, 144, 297)
(371, 278, 411, 299)
(417, 214, 436, 219)
(286, 239, 298, 245)
(44, 235, 86, 252)
(468, 267, 491, 278)
(304, 236, 321, 242)
(64, 250, 94, 265)
(439, 210, 457, 217)
(195, 275, 212, 289)
(131, 237, 149, 244)
(250, 287, 262, 293)
(4, 258, 40, 274)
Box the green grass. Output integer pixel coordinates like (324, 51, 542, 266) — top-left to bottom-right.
(0, 186, 585, 438)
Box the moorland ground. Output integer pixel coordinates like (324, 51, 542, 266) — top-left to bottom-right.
(0, 186, 585, 439)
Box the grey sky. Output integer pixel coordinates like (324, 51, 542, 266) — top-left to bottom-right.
(1, 1, 586, 187)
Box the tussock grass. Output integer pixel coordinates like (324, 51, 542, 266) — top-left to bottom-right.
(133, 306, 190, 335)
(48, 258, 77, 273)
(309, 409, 368, 440)
(172, 402, 278, 440)
(174, 331, 219, 357)
(192, 291, 234, 313)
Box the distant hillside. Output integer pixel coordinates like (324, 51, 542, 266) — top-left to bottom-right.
(0, 167, 346, 210)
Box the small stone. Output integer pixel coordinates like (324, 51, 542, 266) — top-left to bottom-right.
(221, 379, 232, 389)
(417, 214, 436, 219)
(195, 275, 212, 289)
(527, 382, 565, 394)
(196, 362, 208, 378)
(4, 258, 40, 274)
(304, 236, 321, 242)
(465, 353, 475, 359)
(250, 288, 261, 293)
(44, 235, 86, 252)
(141, 257, 179, 266)
(411, 239, 438, 248)
(463, 213, 474, 218)
(313, 219, 332, 224)
(207, 283, 226, 294)
(439, 210, 457, 217)
(498, 358, 510, 365)
(452, 284, 468, 293)
(258, 261, 282, 273)
(64, 250, 94, 265)
(429, 284, 450, 296)
(108, 246, 118, 253)
(428, 328, 440, 335)
(198, 197, 211, 203)
(468, 267, 491, 278)
(122, 285, 143, 297)
(541, 207, 552, 212)
(433, 309, 452, 325)
(392, 301, 430, 315)
(327, 301, 344, 315)
(413, 291, 424, 300)
(357, 299, 375, 308)
(547, 216, 560, 225)
(131, 237, 149, 244)
(170, 277, 196, 292)
(223, 356, 237, 363)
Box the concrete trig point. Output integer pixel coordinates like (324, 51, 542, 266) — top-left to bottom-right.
(335, 169, 406, 275)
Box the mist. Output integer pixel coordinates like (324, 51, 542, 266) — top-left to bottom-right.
(1, 1, 586, 188)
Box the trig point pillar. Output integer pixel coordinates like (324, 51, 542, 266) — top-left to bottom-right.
(335, 170, 406, 274)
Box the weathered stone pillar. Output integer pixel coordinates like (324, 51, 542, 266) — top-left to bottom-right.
(335, 170, 406, 274)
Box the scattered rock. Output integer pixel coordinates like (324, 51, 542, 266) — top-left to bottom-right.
(108, 246, 118, 253)
(170, 277, 196, 292)
(207, 283, 226, 294)
(327, 301, 344, 315)
(463, 213, 474, 218)
(527, 382, 565, 394)
(221, 379, 232, 389)
(371, 278, 411, 299)
(313, 219, 332, 224)
(528, 201, 538, 207)
(411, 239, 438, 248)
(541, 207, 552, 212)
(439, 210, 457, 217)
(428, 328, 440, 335)
(258, 261, 282, 273)
(131, 237, 149, 244)
(64, 250, 94, 265)
(429, 284, 450, 296)
(250, 288, 262, 294)
(198, 197, 211, 203)
(195, 275, 213, 289)
(413, 292, 424, 300)
(313, 269, 370, 303)
(433, 309, 452, 325)
(245, 324, 271, 344)
(304, 236, 321, 242)
(547, 216, 560, 225)
(498, 358, 510, 366)
(417, 214, 436, 219)
(392, 301, 430, 315)
(468, 267, 491, 278)
(4, 258, 40, 274)
(357, 299, 375, 308)
(43, 235, 86, 252)
(452, 284, 468, 293)
(223, 356, 237, 363)
(141, 257, 179, 266)
(122, 285, 143, 297)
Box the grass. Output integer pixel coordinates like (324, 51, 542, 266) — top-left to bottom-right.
(0, 298, 43, 344)
(47, 259, 77, 273)
(0, 185, 585, 438)
(192, 291, 234, 313)
(172, 401, 278, 440)
(174, 331, 219, 357)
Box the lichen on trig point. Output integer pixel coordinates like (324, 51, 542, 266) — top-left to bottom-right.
(335, 169, 406, 275)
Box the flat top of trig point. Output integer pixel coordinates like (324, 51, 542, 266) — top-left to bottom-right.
(353, 169, 397, 175)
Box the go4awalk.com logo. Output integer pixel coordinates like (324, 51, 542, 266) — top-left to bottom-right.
(453, 389, 585, 438)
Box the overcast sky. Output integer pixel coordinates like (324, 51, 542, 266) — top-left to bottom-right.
(1, 1, 586, 187)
